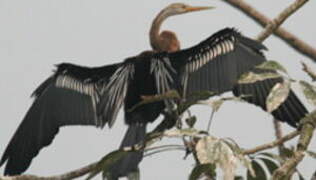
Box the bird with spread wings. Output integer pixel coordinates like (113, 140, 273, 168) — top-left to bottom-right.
(0, 3, 308, 179)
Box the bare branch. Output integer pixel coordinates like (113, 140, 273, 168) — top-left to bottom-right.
(273, 110, 316, 179)
(256, 0, 309, 42)
(242, 130, 300, 155)
(0, 162, 97, 180)
(223, 0, 316, 62)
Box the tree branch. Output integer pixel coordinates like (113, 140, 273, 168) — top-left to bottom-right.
(272, 110, 316, 179)
(242, 130, 300, 155)
(256, 0, 309, 42)
(0, 162, 97, 180)
(223, 0, 316, 62)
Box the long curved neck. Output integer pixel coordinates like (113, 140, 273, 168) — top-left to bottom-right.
(150, 9, 170, 51)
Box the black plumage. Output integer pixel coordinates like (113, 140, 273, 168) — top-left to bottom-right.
(0, 28, 308, 178)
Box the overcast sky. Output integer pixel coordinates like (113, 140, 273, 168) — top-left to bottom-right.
(0, 0, 315, 179)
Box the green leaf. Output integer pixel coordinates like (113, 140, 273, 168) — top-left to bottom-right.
(266, 81, 290, 113)
(86, 150, 129, 180)
(258, 152, 284, 163)
(186, 90, 216, 101)
(238, 71, 281, 84)
(300, 80, 316, 106)
(128, 90, 180, 112)
(189, 163, 216, 180)
(222, 138, 255, 177)
(258, 158, 279, 175)
(256, 61, 288, 74)
(185, 116, 197, 128)
(196, 136, 238, 179)
(247, 160, 267, 180)
(178, 91, 215, 113)
(198, 96, 246, 112)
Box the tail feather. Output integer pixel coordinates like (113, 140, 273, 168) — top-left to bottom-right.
(108, 123, 146, 179)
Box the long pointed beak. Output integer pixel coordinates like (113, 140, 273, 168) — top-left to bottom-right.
(185, 6, 215, 12)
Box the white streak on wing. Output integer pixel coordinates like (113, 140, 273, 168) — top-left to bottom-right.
(183, 37, 236, 74)
(191, 61, 196, 72)
(200, 55, 205, 69)
(221, 41, 227, 54)
(213, 46, 218, 58)
(210, 49, 214, 60)
(228, 40, 235, 51)
(189, 61, 194, 73)
(55, 74, 101, 124)
(151, 57, 175, 94)
(102, 64, 134, 127)
(216, 44, 222, 56)
(223, 40, 230, 53)
(205, 52, 210, 64)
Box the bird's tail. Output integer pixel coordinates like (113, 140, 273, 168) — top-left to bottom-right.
(107, 123, 146, 179)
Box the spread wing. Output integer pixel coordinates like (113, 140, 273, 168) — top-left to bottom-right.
(0, 62, 123, 175)
(98, 63, 135, 127)
(168, 28, 307, 127)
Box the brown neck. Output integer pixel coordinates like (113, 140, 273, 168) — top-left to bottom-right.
(150, 9, 169, 51)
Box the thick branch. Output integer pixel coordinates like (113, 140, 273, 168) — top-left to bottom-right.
(223, 0, 316, 62)
(0, 162, 97, 180)
(273, 110, 316, 179)
(256, 0, 309, 42)
(242, 130, 299, 155)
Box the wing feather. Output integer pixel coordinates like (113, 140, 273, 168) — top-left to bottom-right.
(167, 28, 307, 127)
(98, 63, 135, 127)
(0, 62, 120, 175)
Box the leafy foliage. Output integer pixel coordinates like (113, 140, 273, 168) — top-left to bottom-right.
(256, 61, 288, 74)
(247, 160, 266, 180)
(300, 80, 316, 106)
(189, 163, 216, 180)
(266, 81, 291, 112)
(238, 71, 281, 84)
(246, 154, 280, 179)
(195, 136, 253, 179)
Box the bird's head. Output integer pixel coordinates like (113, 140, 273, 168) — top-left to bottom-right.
(163, 3, 214, 16)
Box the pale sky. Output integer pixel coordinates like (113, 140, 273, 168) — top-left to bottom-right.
(0, 0, 315, 179)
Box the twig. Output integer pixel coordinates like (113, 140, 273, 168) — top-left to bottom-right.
(302, 62, 316, 81)
(223, 0, 316, 62)
(256, 0, 309, 42)
(206, 109, 216, 132)
(272, 110, 316, 179)
(242, 130, 299, 155)
(273, 119, 286, 159)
